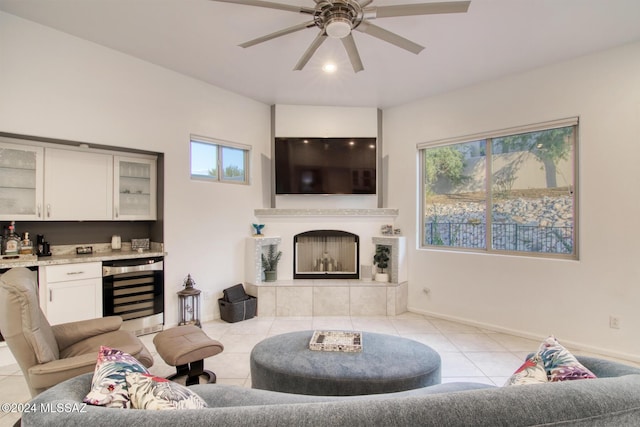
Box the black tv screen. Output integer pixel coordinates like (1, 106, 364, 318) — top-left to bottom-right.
(275, 137, 377, 195)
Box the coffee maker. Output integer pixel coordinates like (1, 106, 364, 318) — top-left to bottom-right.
(36, 234, 51, 257)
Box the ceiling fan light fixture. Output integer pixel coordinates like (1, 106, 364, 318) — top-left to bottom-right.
(219, 0, 472, 72)
(322, 62, 337, 73)
(326, 19, 352, 39)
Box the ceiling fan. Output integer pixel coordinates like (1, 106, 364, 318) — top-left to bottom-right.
(210, 0, 471, 72)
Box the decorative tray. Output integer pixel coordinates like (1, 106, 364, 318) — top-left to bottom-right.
(309, 330, 362, 352)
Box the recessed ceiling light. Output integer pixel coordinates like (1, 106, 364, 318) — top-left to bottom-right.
(322, 63, 337, 73)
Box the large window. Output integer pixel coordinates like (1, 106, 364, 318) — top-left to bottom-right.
(419, 119, 578, 258)
(190, 136, 250, 184)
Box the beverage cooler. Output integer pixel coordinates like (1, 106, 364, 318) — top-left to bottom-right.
(102, 256, 164, 336)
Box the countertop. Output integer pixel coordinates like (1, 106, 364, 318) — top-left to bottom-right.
(0, 242, 165, 269)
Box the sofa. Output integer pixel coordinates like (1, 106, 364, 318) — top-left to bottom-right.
(21, 355, 640, 426)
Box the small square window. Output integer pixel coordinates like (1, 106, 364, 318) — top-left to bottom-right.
(190, 137, 250, 185)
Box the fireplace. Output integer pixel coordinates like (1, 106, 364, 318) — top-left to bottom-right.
(294, 230, 359, 279)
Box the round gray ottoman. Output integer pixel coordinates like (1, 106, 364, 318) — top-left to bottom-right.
(250, 330, 441, 396)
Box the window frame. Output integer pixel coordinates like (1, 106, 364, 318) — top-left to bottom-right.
(190, 135, 251, 185)
(417, 118, 579, 259)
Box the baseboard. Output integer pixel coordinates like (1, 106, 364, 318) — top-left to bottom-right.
(408, 306, 640, 365)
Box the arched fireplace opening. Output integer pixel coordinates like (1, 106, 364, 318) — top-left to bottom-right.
(293, 230, 359, 279)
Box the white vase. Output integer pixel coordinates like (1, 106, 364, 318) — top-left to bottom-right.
(375, 273, 389, 282)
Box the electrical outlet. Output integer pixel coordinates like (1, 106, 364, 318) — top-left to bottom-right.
(609, 315, 621, 329)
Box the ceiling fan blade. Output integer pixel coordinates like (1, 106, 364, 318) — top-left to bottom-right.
(209, 0, 315, 15)
(293, 32, 327, 71)
(239, 21, 316, 48)
(357, 0, 374, 7)
(356, 21, 424, 54)
(341, 34, 364, 73)
(365, 1, 470, 18)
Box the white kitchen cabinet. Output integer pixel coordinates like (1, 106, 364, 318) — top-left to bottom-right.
(39, 262, 102, 325)
(1, 138, 157, 222)
(0, 141, 44, 221)
(114, 156, 156, 220)
(43, 148, 113, 220)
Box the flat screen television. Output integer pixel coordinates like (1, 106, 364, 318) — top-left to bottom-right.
(275, 137, 377, 195)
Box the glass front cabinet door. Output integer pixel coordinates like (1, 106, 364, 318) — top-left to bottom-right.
(114, 156, 157, 220)
(0, 141, 44, 221)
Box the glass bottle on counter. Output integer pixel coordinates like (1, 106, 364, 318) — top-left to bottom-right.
(20, 232, 33, 255)
(2, 221, 21, 256)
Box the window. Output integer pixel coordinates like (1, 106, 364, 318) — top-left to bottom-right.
(190, 136, 250, 184)
(419, 119, 578, 258)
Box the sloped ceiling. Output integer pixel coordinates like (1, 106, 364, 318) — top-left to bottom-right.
(1, 0, 639, 108)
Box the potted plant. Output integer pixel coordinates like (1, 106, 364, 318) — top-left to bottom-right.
(261, 244, 282, 282)
(373, 245, 390, 282)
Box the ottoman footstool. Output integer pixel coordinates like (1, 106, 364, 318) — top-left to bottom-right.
(251, 330, 441, 396)
(153, 325, 224, 386)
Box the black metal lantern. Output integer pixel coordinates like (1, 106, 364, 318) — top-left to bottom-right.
(178, 274, 201, 328)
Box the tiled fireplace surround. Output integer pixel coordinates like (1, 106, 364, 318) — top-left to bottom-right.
(245, 209, 408, 317)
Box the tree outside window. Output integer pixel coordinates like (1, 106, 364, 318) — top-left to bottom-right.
(421, 122, 577, 257)
(190, 137, 250, 185)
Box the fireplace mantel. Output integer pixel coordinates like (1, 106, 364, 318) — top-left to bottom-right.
(250, 208, 402, 283)
(255, 208, 398, 218)
(245, 207, 407, 316)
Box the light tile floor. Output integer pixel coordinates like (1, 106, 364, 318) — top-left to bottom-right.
(1, 312, 638, 426)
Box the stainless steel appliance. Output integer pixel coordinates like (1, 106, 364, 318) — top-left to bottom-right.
(102, 257, 164, 336)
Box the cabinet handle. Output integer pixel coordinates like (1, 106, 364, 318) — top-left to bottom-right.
(49, 289, 52, 302)
(115, 207, 119, 218)
(66, 271, 84, 275)
(47, 204, 51, 218)
(37, 204, 41, 218)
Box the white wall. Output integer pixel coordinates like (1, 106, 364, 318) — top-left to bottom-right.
(275, 105, 378, 138)
(0, 12, 271, 325)
(274, 104, 379, 209)
(384, 41, 640, 360)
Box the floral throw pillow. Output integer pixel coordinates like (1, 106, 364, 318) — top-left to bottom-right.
(83, 346, 150, 408)
(125, 372, 208, 410)
(538, 336, 597, 382)
(504, 353, 548, 386)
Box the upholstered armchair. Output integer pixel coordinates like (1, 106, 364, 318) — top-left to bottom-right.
(0, 267, 154, 397)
